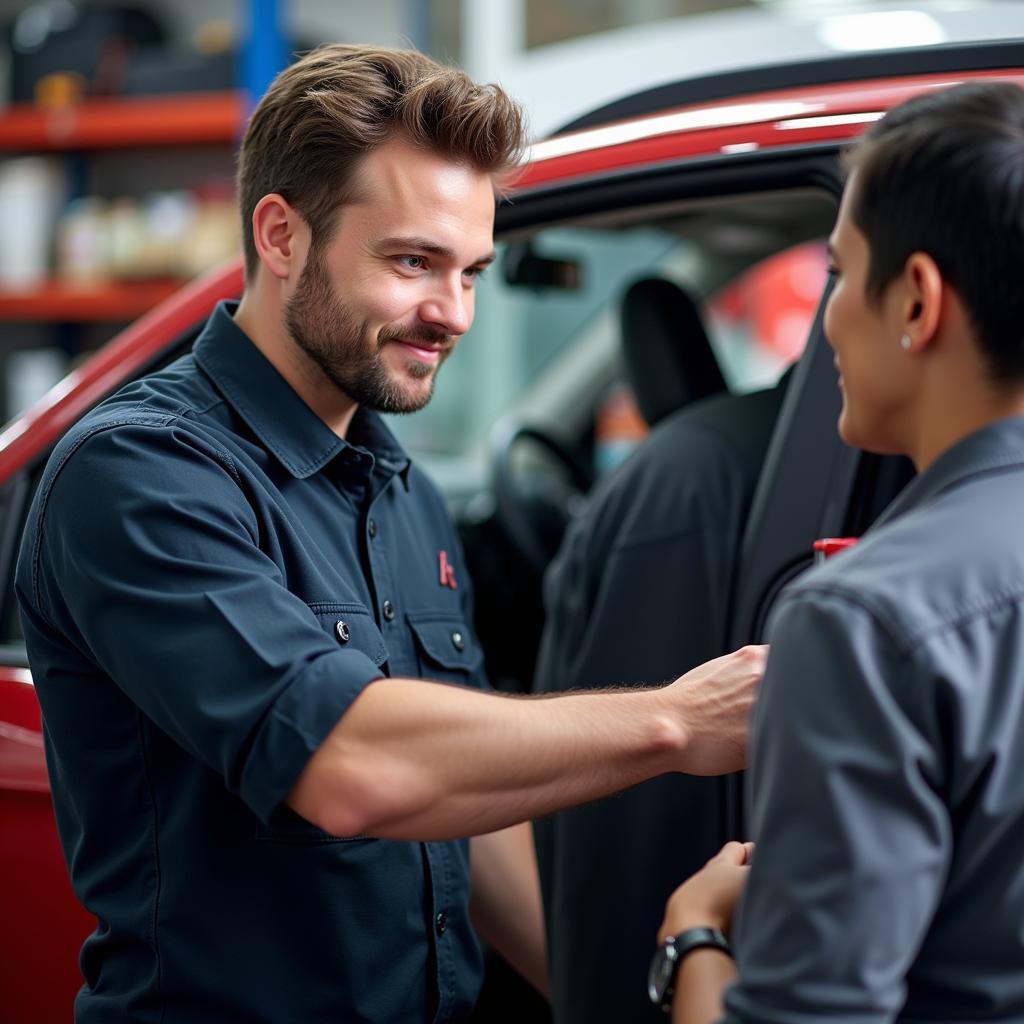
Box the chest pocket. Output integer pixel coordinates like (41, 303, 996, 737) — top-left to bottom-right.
(406, 609, 484, 685)
(309, 601, 389, 668)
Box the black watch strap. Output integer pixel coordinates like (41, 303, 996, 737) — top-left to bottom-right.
(647, 926, 733, 1012)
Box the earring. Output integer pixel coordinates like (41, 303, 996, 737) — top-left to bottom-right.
(900, 334, 912, 351)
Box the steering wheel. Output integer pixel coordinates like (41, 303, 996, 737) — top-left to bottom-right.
(489, 420, 593, 576)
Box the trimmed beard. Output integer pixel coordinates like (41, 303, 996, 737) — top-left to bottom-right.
(283, 246, 452, 415)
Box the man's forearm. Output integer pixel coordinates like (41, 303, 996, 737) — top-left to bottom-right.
(470, 823, 549, 996)
(289, 677, 684, 840)
(288, 645, 764, 840)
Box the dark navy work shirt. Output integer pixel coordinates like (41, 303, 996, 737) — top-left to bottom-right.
(16, 302, 487, 1023)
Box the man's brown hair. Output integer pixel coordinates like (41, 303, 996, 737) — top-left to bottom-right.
(236, 43, 527, 279)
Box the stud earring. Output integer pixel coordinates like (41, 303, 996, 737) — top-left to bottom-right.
(900, 334, 912, 351)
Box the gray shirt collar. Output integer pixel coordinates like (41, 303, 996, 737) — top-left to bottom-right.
(875, 415, 1024, 530)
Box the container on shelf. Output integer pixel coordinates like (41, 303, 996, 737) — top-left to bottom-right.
(0, 156, 64, 287)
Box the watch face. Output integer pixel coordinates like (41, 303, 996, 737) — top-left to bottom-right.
(647, 939, 678, 1006)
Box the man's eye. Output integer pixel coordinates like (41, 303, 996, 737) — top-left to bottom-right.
(399, 255, 426, 270)
(464, 266, 487, 281)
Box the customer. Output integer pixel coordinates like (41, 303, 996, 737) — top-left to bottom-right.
(653, 80, 1024, 1023)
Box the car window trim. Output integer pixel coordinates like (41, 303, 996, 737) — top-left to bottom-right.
(498, 145, 842, 236)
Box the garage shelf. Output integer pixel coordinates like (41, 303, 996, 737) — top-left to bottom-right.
(0, 91, 245, 151)
(0, 278, 186, 321)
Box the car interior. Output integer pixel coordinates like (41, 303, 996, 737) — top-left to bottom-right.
(447, 186, 841, 698)
(465, 181, 916, 1023)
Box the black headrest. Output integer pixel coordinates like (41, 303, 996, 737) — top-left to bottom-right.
(621, 277, 728, 426)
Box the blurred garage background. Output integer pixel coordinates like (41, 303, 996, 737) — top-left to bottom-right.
(1, 0, 1024, 464)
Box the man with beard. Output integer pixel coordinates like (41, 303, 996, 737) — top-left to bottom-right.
(15, 45, 763, 1023)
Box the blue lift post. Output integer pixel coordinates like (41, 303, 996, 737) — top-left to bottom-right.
(242, 0, 288, 112)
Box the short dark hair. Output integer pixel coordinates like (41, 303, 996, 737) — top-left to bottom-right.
(844, 81, 1024, 381)
(236, 44, 527, 280)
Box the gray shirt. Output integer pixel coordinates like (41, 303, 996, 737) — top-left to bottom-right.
(726, 416, 1024, 1023)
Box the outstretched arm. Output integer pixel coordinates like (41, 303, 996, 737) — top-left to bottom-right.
(287, 645, 766, 841)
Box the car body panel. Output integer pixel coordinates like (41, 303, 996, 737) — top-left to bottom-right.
(518, 68, 1024, 191)
(0, 663, 94, 1022)
(0, 261, 246, 483)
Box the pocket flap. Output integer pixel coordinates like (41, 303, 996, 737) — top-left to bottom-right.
(406, 611, 482, 674)
(309, 602, 389, 667)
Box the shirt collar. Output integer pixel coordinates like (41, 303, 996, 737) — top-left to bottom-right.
(874, 415, 1024, 529)
(193, 301, 411, 481)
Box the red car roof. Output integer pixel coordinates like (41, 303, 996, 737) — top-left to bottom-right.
(515, 68, 1024, 190)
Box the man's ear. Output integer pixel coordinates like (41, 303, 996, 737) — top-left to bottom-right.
(901, 251, 943, 352)
(250, 194, 307, 281)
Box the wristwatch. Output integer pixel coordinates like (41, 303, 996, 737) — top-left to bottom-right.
(647, 926, 732, 1012)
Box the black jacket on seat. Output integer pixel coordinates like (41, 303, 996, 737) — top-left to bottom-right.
(533, 380, 786, 1024)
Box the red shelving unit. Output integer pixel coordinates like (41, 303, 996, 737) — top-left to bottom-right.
(0, 92, 243, 323)
(0, 91, 246, 151)
(0, 278, 186, 321)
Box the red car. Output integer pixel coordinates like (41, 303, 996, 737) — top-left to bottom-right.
(3, 39, 1024, 1021)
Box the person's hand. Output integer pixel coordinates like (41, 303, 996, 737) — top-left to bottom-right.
(665, 645, 767, 775)
(659, 841, 754, 942)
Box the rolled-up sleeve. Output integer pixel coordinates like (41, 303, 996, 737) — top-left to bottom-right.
(24, 418, 383, 823)
(724, 589, 951, 1023)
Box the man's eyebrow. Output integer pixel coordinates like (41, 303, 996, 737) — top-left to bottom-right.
(377, 236, 495, 266)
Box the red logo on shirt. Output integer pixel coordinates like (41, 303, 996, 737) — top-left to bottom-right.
(439, 551, 458, 590)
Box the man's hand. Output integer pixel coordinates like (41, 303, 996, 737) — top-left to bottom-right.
(665, 645, 767, 775)
(659, 840, 755, 941)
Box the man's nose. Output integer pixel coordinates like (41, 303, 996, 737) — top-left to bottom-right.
(420, 277, 472, 337)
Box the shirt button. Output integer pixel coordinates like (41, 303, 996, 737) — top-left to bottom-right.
(367, 518, 378, 539)
(451, 631, 465, 652)
(382, 600, 395, 622)
(435, 912, 447, 936)
(335, 620, 351, 644)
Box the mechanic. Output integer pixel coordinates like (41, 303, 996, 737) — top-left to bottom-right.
(15, 44, 764, 1024)
(654, 80, 1024, 1023)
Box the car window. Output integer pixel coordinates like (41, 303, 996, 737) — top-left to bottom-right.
(384, 224, 680, 472)
(589, 239, 829, 474)
(386, 197, 832, 491)
(707, 239, 828, 390)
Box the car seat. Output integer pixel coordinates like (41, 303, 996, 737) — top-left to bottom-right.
(620, 277, 728, 425)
